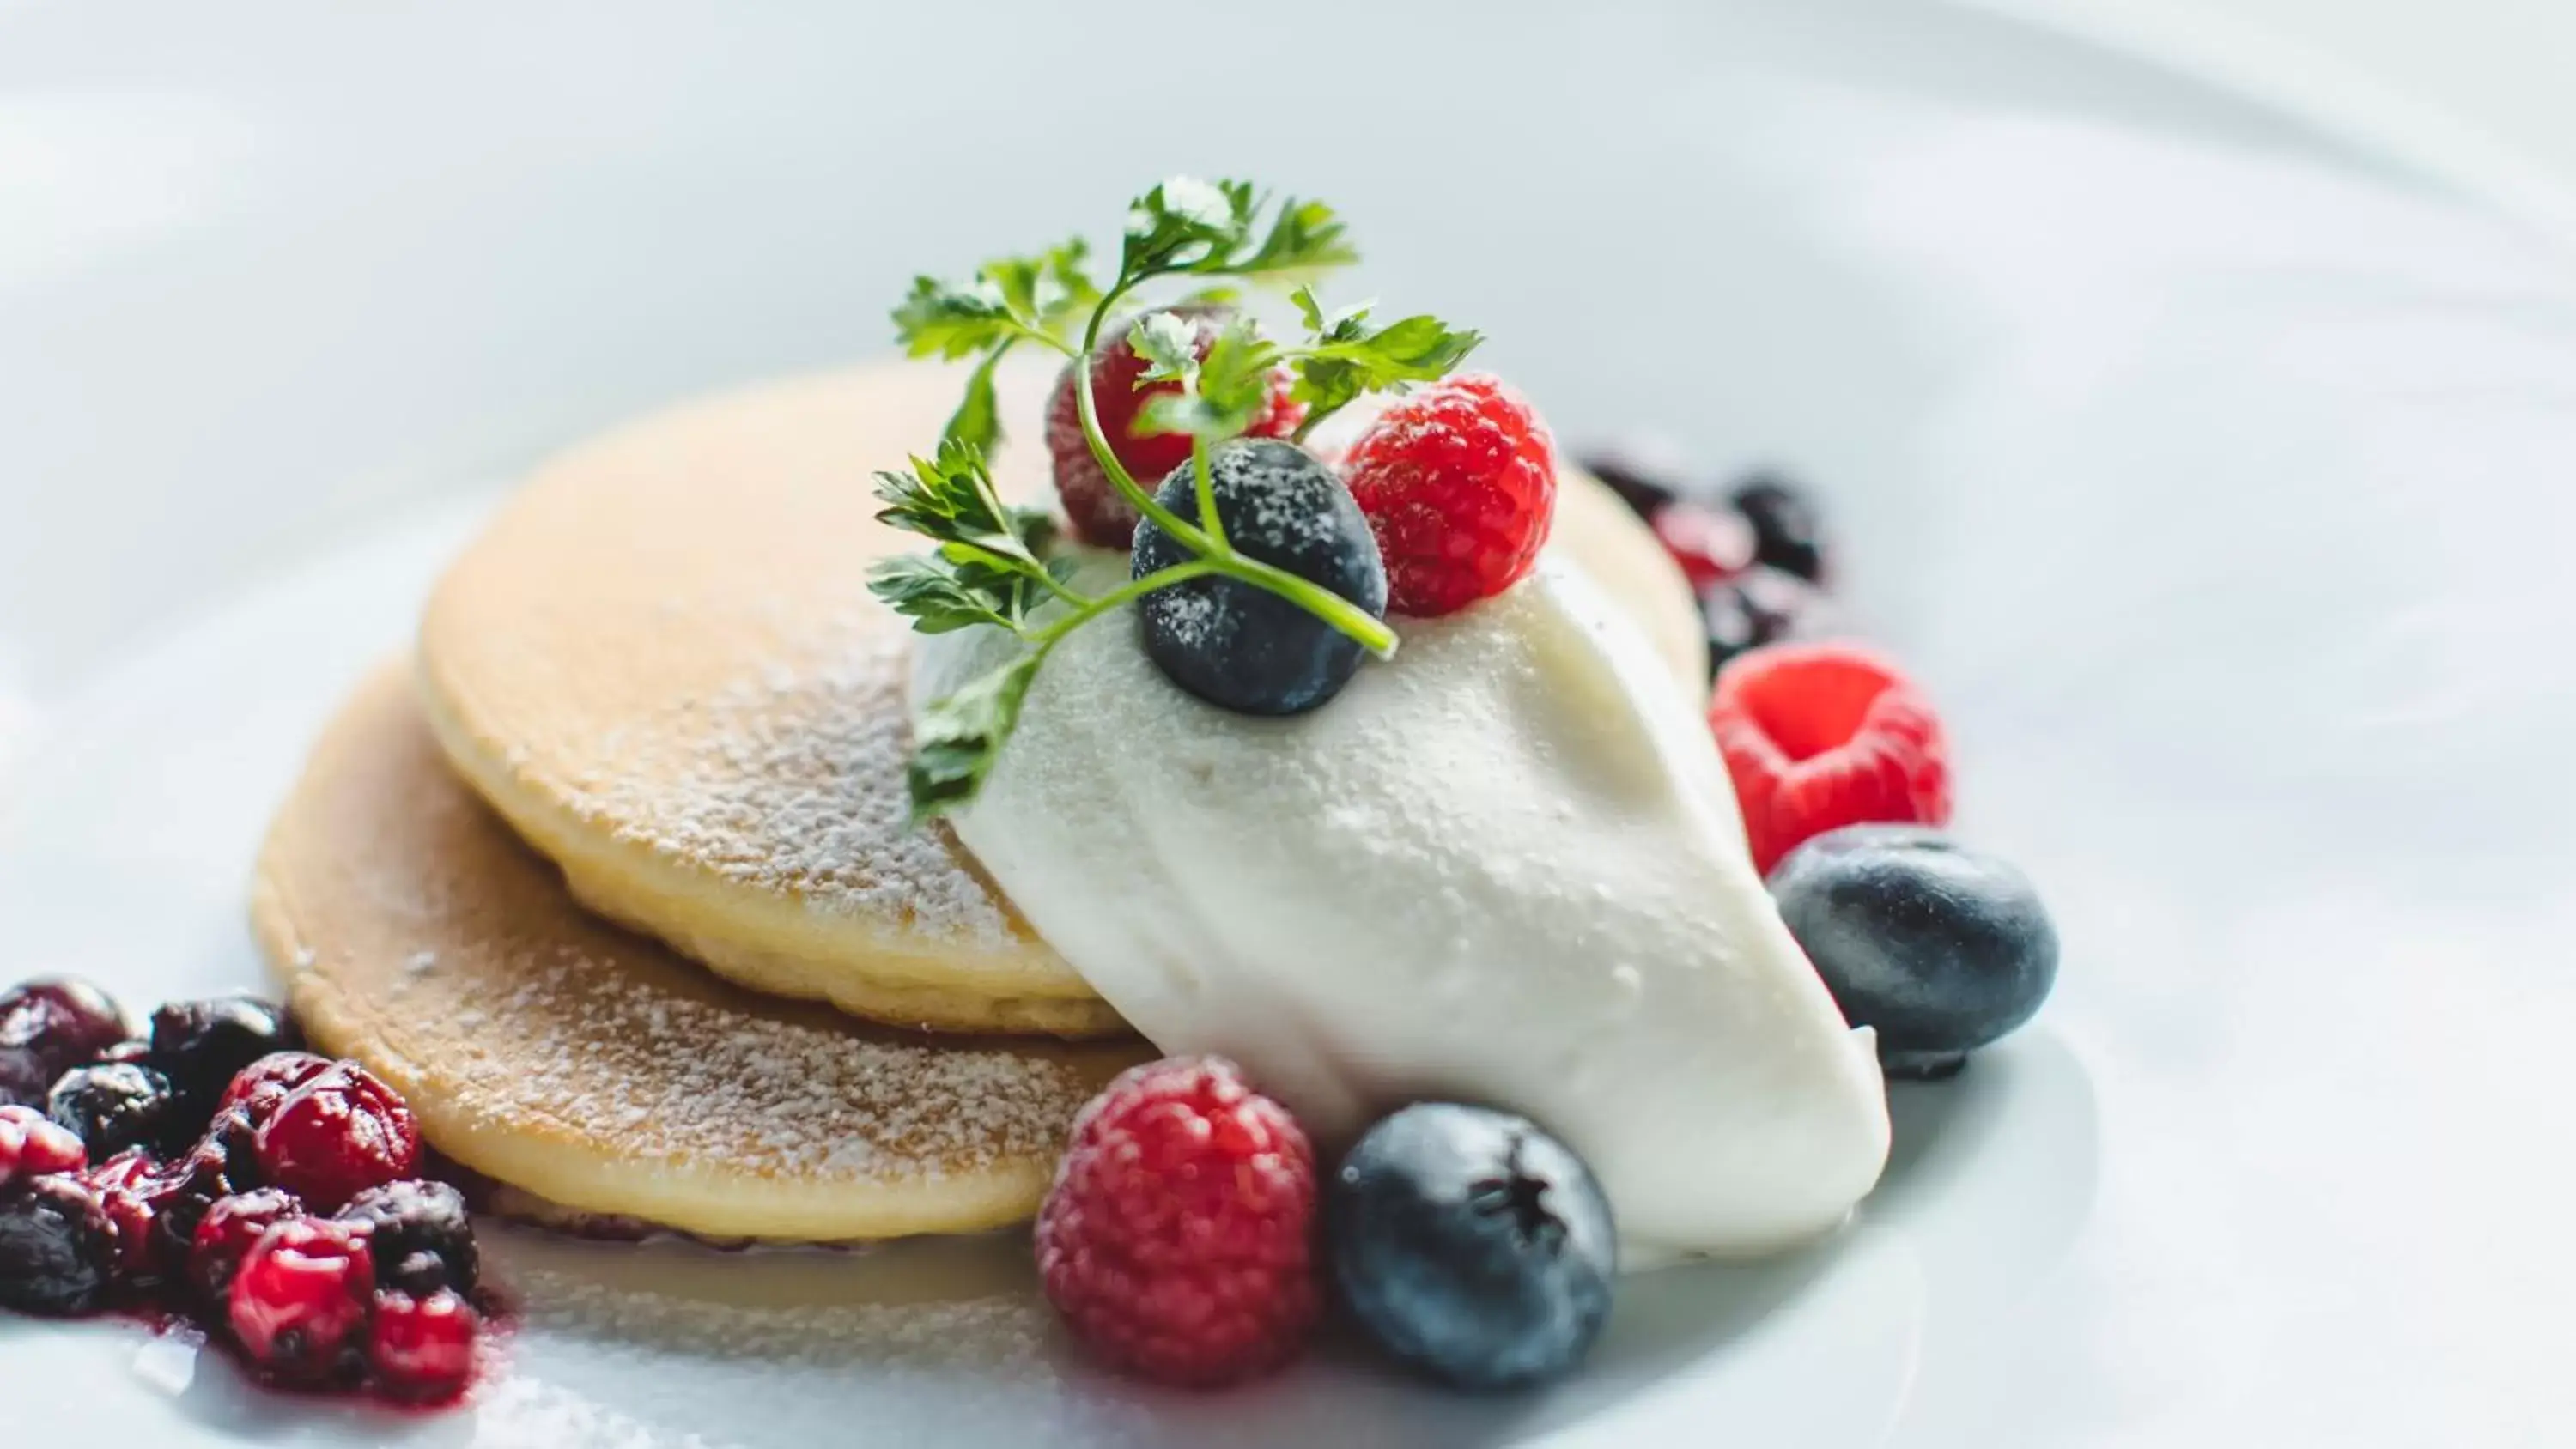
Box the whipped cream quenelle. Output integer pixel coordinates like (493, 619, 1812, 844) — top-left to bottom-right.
(912, 551, 1891, 1261)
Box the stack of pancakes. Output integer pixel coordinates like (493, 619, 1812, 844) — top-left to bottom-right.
(251, 362, 1706, 1244)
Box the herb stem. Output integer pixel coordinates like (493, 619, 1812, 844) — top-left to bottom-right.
(1067, 276, 1394, 662)
(1189, 435, 1229, 555)
(1028, 558, 1224, 646)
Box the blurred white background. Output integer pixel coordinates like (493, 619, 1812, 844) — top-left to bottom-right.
(1986, 0, 2576, 234)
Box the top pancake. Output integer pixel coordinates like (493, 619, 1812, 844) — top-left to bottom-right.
(419, 361, 1707, 1037)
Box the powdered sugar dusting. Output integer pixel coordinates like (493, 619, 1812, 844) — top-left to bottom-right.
(573, 622, 1016, 947)
(378, 932, 1096, 1180)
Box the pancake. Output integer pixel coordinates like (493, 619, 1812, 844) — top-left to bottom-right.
(253, 664, 1151, 1242)
(418, 361, 1708, 1038)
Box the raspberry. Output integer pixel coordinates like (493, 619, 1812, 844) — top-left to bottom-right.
(192, 1187, 307, 1305)
(217, 1051, 333, 1129)
(228, 1216, 374, 1385)
(1035, 1056, 1319, 1387)
(85, 1148, 187, 1287)
(0, 1102, 88, 1185)
(1043, 308, 1304, 548)
(1649, 501, 1756, 593)
(368, 1289, 482, 1403)
(1343, 373, 1557, 617)
(1707, 643, 1953, 877)
(252, 1061, 419, 1212)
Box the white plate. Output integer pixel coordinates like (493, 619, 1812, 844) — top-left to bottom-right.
(3, 2, 2572, 1444)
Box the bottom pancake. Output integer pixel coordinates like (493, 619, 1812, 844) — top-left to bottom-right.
(252, 664, 1150, 1242)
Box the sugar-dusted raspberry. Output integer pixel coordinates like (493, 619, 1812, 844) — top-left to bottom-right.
(1343, 373, 1557, 617)
(1708, 642, 1953, 876)
(1035, 1056, 1319, 1387)
(252, 1061, 419, 1213)
(1043, 307, 1304, 548)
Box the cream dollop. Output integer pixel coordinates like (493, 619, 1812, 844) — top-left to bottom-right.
(912, 554, 1889, 1259)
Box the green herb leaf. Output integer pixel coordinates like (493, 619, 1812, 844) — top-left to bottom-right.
(941, 347, 1008, 452)
(1127, 311, 1203, 386)
(1135, 314, 1281, 442)
(866, 553, 1022, 634)
(1122, 177, 1257, 276)
(1288, 294, 1484, 427)
(908, 650, 1044, 820)
(1231, 198, 1356, 282)
(870, 438, 1036, 558)
(891, 276, 1018, 361)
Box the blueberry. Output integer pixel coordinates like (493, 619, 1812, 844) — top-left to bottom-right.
(46, 1063, 182, 1160)
(1328, 1103, 1615, 1391)
(148, 996, 301, 1122)
(337, 1179, 477, 1295)
(1704, 566, 1832, 679)
(0, 1175, 120, 1316)
(0, 978, 134, 1108)
(1577, 443, 1686, 519)
(1767, 825, 2057, 1078)
(1728, 472, 1827, 583)
(1131, 437, 1388, 716)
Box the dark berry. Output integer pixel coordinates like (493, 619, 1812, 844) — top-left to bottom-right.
(368, 1289, 481, 1403)
(1132, 437, 1388, 717)
(253, 1061, 419, 1212)
(1329, 1103, 1616, 1391)
(0, 1102, 88, 1184)
(154, 1110, 264, 1270)
(1702, 566, 1832, 679)
(0, 978, 133, 1108)
(0, 1174, 121, 1315)
(1577, 440, 1687, 518)
(47, 1063, 183, 1160)
(216, 1051, 333, 1129)
(191, 1187, 306, 1305)
(148, 996, 300, 1123)
(1767, 824, 2058, 1078)
(1727, 472, 1827, 583)
(228, 1216, 374, 1385)
(337, 1179, 477, 1295)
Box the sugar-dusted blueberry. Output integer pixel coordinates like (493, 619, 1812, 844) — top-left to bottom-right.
(149, 996, 301, 1122)
(337, 1179, 477, 1295)
(1132, 437, 1388, 717)
(1767, 824, 2057, 1078)
(1329, 1102, 1615, 1391)
(1727, 471, 1827, 583)
(0, 1174, 121, 1315)
(0, 978, 134, 1108)
(48, 1063, 184, 1160)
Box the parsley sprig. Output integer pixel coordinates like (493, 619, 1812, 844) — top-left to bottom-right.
(871, 178, 1483, 816)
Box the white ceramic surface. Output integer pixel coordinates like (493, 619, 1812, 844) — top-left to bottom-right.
(3, 2, 2572, 1444)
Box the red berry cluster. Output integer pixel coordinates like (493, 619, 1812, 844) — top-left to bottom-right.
(0, 983, 495, 1406)
(1045, 318, 1560, 621)
(1579, 446, 1955, 873)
